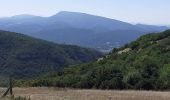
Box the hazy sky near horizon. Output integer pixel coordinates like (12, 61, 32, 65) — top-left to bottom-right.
(0, 0, 169, 25)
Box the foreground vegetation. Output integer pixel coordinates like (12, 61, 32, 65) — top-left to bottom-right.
(18, 30, 170, 90)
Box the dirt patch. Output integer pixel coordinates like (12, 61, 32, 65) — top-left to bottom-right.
(1, 87, 170, 100)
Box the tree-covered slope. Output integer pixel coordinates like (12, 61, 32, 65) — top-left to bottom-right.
(27, 30, 170, 90)
(0, 30, 102, 79)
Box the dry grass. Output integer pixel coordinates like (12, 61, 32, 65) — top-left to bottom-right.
(1, 87, 170, 100)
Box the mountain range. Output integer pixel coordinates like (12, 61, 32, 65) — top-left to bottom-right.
(0, 11, 169, 51)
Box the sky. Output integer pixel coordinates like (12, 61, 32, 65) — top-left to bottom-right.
(0, 0, 170, 25)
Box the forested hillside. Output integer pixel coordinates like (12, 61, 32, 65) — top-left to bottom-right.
(25, 30, 170, 90)
(0, 30, 102, 79)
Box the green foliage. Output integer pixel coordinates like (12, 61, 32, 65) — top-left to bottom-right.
(0, 30, 102, 79)
(158, 64, 170, 89)
(17, 30, 170, 90)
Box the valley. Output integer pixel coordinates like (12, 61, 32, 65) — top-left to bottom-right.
(22, 30, 170, 90)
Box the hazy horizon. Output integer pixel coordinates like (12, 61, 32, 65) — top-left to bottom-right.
(0, 0, 170, 25)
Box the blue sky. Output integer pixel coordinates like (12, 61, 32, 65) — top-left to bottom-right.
(0, 0, 170, 25)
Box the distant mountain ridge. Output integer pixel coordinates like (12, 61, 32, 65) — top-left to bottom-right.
(0, 11, 169, 51)
(136, 24, 168, 32)
(50, 11, 142, 32)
